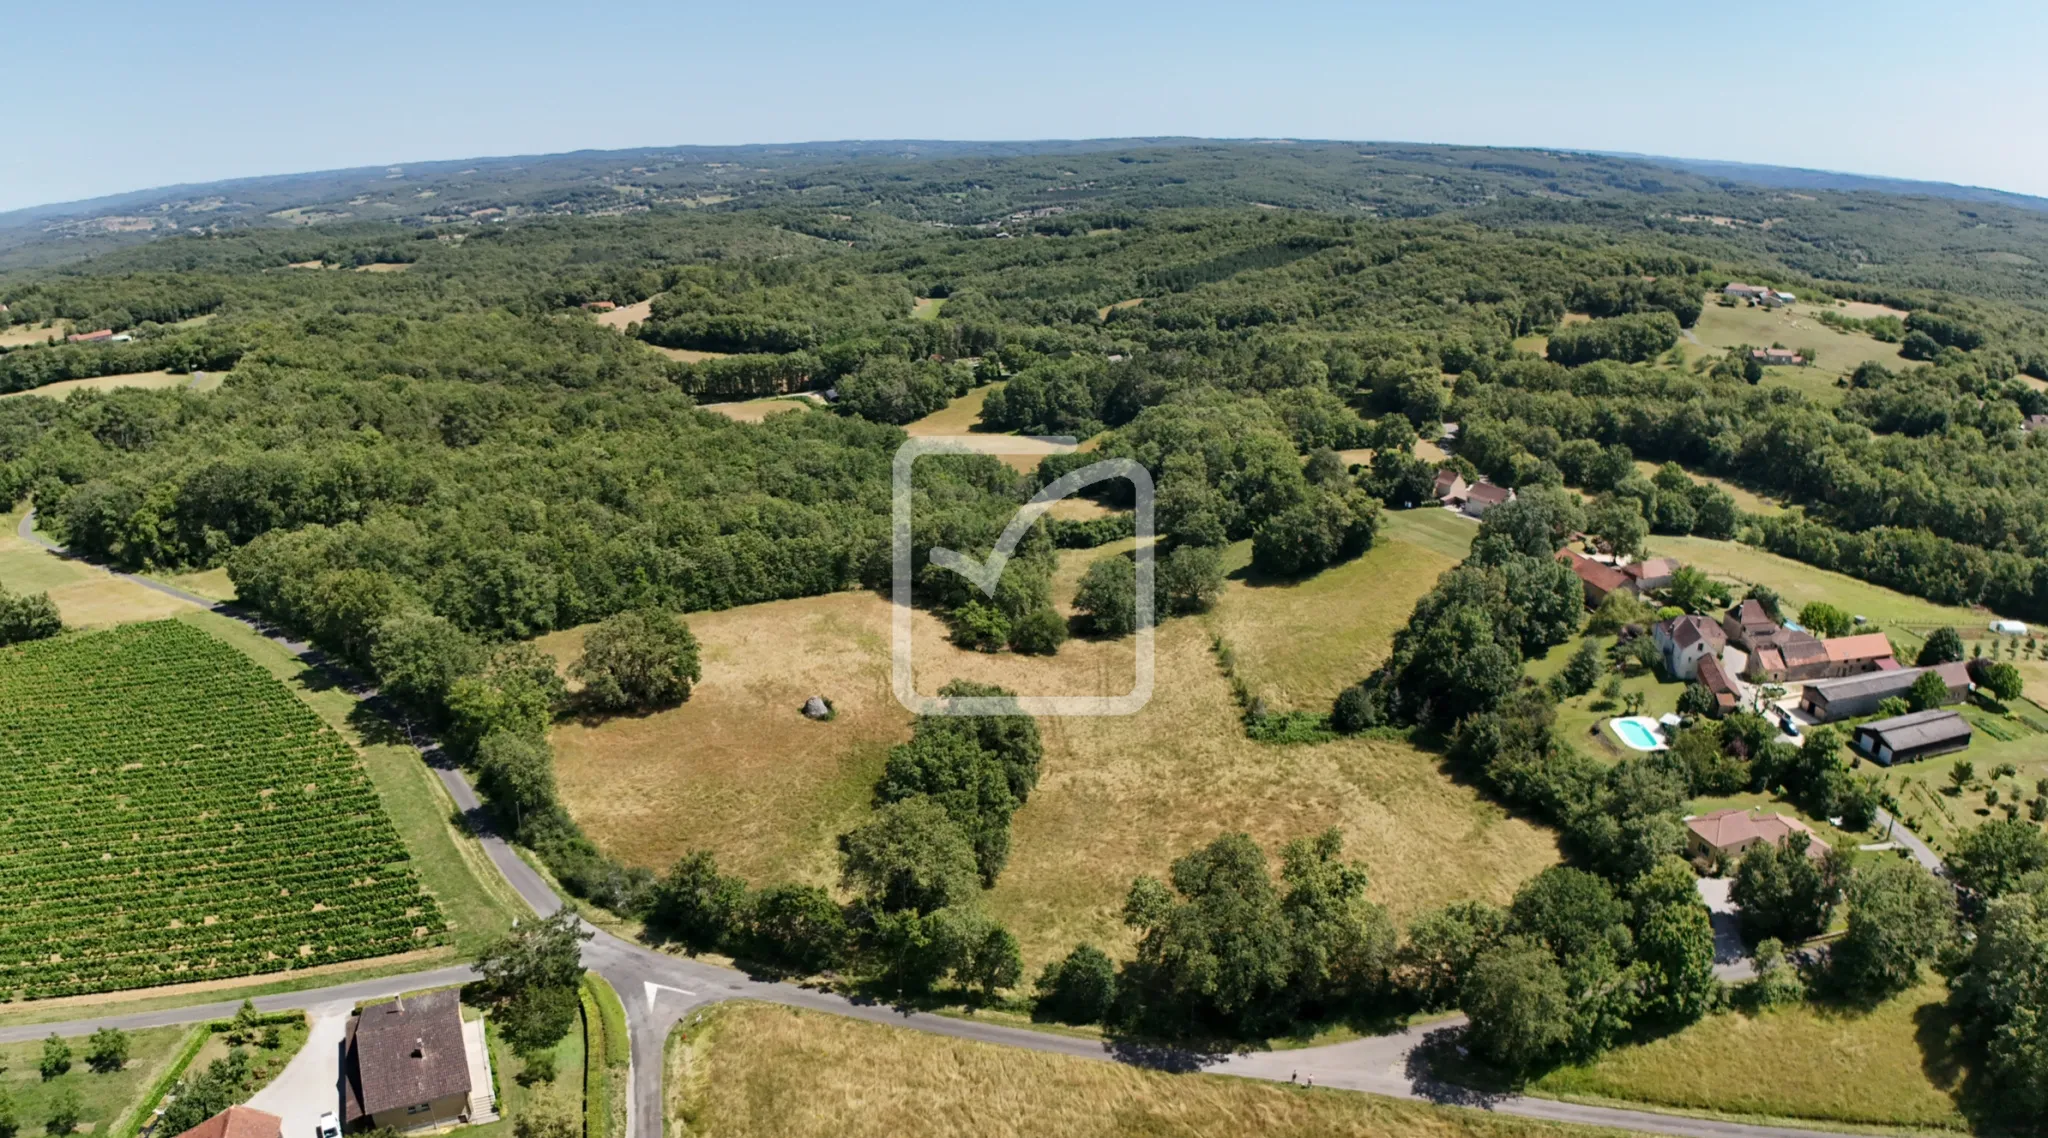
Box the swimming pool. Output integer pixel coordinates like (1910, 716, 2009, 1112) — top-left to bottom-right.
(1610, 716, 1668, 751)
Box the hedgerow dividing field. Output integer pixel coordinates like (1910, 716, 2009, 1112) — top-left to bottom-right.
(0, 621, 442, 1000)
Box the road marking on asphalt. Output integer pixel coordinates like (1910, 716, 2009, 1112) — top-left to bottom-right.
(645, 981, 695, 1010)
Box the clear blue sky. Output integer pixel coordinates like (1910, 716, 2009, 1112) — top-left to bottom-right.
(8, 0, 2046, 212)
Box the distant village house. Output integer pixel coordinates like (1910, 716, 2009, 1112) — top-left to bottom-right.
(1432, 470, 1515, 518)
(171, 1106, 282, 1138)
(1751, 347, 1806, 367)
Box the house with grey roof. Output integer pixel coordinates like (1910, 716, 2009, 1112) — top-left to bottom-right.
(1799, 662, 1971, 722)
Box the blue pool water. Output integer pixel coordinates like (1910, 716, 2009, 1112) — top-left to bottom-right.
(1614, 719, 1661, 750)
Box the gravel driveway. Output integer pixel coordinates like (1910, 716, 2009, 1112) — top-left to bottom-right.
(246, 1003, 351, 1138)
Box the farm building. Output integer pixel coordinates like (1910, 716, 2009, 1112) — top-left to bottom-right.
(171, 1106, 282, 1138)
(65, 328, 114, 343)
(1723, 283, 1770, 299)
(1990, 619, 2029, 635)
(1750, 347, 1806, 366)
(1853, 709, 1972, 766)
(342, 989, 480, 1132)
(1799, 662, 1970, 722)
(1653, 614, 1727, 680)
(1721, 601, 1895, 683)
(1696, 654, 1741, 715)
(1684, 807, 1830, 862)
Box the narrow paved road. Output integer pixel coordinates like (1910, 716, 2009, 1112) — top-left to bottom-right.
(3, 511, 1894, 1138)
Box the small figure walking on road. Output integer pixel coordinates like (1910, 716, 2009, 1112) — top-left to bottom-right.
(1306, 1075, 1314, 1089)
(1290, 1071, 1297, 1084)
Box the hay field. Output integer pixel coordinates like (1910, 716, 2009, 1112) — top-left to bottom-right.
(904, 383, 1002, 436)
(0, 323, 62, 348)
(696, 396, 813, 423)
(0, 509, 197, 626)
(1096, 297, 1144, 320)
(1211, 536, 1459, 710)
(1, 369, 222, 401)
(595, 299, 652, 330)
(669, 1002, 1649, 1138)
(911, 297, 944, 320)
(551, 541, 1558, 970)
(1532, 979, 1967, 1131)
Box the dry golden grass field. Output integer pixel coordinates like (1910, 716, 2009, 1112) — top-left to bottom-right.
(354, 262, 412, 272)
(0, 369, 224, 401)
(595, 299, 653, 330)
(668, 1002, 1654, 1138)
(695, 396, 814, 423)
(1679, 293, 1908, 404)
(0, 323, 63, 348)
(1532, 979, 1968, 1131)
(904, 383, 1003, 436)
(550, 536, 1557, 970)
(1096, 297, 1145, 320)
(0, 508, 198, 626)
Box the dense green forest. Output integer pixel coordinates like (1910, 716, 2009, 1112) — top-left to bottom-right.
(4, 143, 2048, 1112)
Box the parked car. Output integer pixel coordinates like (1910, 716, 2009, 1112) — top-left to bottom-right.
(317, 1113, 341, 1138)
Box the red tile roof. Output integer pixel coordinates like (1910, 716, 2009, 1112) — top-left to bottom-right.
(1464, 482, 1513, 506)
(1822, 633, 1895, 664)
(172, 1107, 281, 1138)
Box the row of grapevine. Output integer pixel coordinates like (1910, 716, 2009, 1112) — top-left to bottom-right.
(0, 621, 445, 1000)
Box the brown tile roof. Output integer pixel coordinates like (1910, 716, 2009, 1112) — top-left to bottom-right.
(1822, 633, 1894, 664)
(172, 1107, 282, 1138)
(1697, 656, 1739, 708)
(1464, 482, 1513, 506)
(1686, 808, 1831, 858)
(1663, 614, 1726, 651)
(1779, 633, 1827, 666)
(1754, 646, 1785, 675)
(66, 329, 114, 343)
(1562, 550, 1630, 595)
(1432, 469, 1466, 499)
(1623, 557, 1679, 582)
(343, 988, 472, 1124)
(1729, 599, 1774, 630)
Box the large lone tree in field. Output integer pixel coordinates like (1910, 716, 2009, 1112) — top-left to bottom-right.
(571, 608, 702, 711)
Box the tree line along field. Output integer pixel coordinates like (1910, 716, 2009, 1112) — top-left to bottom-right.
(0, 621, 442, 1000)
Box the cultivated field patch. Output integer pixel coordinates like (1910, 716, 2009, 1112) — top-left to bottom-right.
(0, 370, 223, 401)
(695, 396, 814, 423)
(594, 300, 652, 331)
(0, 621, 442, 999)
(670, 1002, 1641, 1138)
(0, 323, 63, 348)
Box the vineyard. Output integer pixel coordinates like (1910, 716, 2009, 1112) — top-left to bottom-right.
(0, 621, 444, 999)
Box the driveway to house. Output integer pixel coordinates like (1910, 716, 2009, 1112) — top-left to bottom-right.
(1695, 877, 1754, 981)
(1875, 807, 1945, 873)
(245, 1003, 351, 1138)
(2, 510, 1890, 1138)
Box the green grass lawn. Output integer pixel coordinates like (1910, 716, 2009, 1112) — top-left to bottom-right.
(1530, 979, 1970, 1131)
(1379, 506, 1478, 562)
(1642, 536, 1992, 632)
(464, 997, 586, 1138)
(1527, 636, 1682, 763)
(1875, 698, 2048, 861)
(1211, 529, 1459, 711)
(0, 1025, 195, 1137)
